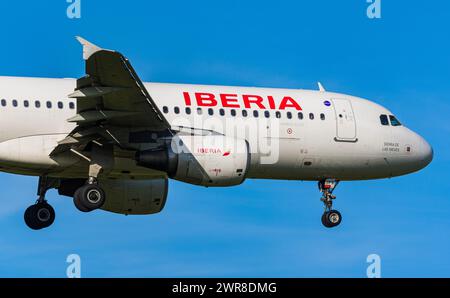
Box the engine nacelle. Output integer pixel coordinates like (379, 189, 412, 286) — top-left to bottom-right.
(58, 178, 168, 215)
(136, 134, 250, 186)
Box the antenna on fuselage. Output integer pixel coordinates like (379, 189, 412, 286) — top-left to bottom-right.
(317, 82, 326, 92)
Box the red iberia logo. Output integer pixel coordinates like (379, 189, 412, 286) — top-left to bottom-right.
(197, 148, 222, 154)
(183, 92, 302, 110)
(197, 148, 232, 157)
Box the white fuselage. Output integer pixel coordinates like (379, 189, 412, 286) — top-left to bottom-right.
(0, 76, 433, 182)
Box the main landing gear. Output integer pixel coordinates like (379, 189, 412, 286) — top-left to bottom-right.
(24, 176, 56, 230)
(24, 175, 106, 230)
(73, 145, 109, 213)
(73, 177, 106, 213)
(319, 179, 342, 228)
(24, 144, 110, 230)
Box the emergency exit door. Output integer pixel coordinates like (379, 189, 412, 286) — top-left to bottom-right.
(332, 99, 357, 141)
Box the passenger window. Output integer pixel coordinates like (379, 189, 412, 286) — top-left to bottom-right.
(320, 113, 325, 120)
(389, 115, 402, 126)
(24, 100, 29, 107)
(242, 110, 248, 117)
(12, 100, 18, 107)
(197, 107, 202, 115)
(58, 101, 63, 109)
(208, 108, 213, 116)
(264, 111, 270, 118)
(1, 99, 6, 106)
(309, 113, 314, 120)
(275, 111, 281, 119)
(287, 112, 292, 119)
(185, 107, 191, 114)
(230, 109, 236, 116)
(35, 101, 41, 108)
(163, 106, 168, 113)
(69, 102, 75, 109)
(298, 112, 303, 120)
(219, 109, 225, 116)
(46, 101, 52, 109)
(174, 107, 180, 114)
(253, 110, 259, 118)
(380, 114, 389, 126)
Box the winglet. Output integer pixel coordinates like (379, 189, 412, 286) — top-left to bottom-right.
(76, 36, 102, 60)
(317, 82, 326, 92)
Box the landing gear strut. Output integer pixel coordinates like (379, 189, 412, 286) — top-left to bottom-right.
(24, 176, 56, 230)
(72, 144, 110, 213)
(319, 179, 342, 228)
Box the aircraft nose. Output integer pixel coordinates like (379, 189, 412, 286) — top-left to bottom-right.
(417, 135, 433, 167)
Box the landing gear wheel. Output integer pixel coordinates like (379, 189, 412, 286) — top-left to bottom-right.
(321, 212, 332, 228)
(73, 188, 91, 212)
(73, 184, 106, 212)
(24, 202, 55, 230)
(321, 210, 342, 228)
(327, 210, 342, 227)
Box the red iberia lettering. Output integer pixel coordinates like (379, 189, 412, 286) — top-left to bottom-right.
(220, 94, 240, 108)
(183, 92, 191, 106)
(242, 95, 265, 109)
(279, 96, 302, 110)
(182, 92, 302, 110)
(197, 148, 222, 154)
(267, 96, 276, 109)
(195, 93, 217, 106)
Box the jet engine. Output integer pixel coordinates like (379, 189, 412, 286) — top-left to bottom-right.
(136, 134, 250, 186)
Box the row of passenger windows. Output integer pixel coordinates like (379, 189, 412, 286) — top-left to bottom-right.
(380, 114, 401, 126)
(162, 106, 326, 120)
(0, 99, 75, 109)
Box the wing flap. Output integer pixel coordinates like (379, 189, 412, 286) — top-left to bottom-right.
(51, 37, 174, 157)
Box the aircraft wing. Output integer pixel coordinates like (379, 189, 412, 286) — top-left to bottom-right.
(51, 37, 172, 156)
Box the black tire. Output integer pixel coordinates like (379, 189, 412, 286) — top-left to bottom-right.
(24, 203, 55, 230)
(24, 205, 39, 230)
(326, 210, 342, 227)
(75, 184, 106, 211)
(321, 212, 333, 228)
(73, 187, 91, 212)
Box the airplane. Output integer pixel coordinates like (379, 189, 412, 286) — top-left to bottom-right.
(0, 37, 433, 230)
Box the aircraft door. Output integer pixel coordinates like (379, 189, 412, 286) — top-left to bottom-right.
(332, 99, 357, 142)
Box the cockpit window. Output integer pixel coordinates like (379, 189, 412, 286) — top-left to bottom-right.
(380, 114, 389, 126)
(389, 115, 402, 126)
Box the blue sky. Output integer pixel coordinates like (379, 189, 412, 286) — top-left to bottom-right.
(0, 0, 449, 277)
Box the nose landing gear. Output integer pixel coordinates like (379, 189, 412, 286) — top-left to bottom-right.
(319, 179, 342, 228)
